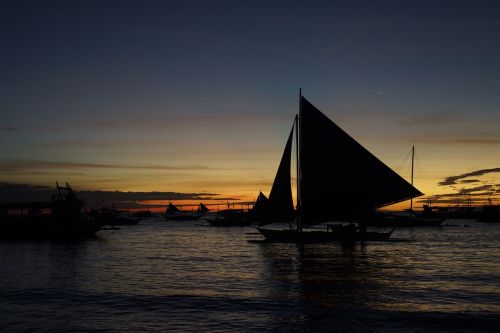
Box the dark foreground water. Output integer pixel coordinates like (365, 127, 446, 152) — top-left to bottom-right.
(1, 219, 500, 332)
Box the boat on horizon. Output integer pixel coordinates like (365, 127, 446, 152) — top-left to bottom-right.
(203, 202, 255, 226)
(204, 208, 254, 226)
(89, 207, 141, 225)
(164, 202, 206, 221)
(257, 92, 424, 243)
(0, 183, 101, 239)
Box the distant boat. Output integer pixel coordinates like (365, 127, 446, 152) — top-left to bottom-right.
(203, 201, 254, 226)
(251, 191, 271, 224)
(0, 183, 101, 239)
(205, 208, 253, 226)
(361, 146, 444, 227)
(257, 92, 423, 243)
(197, 203, 210, 215)
(89, 207, 141, 225)
(164, 202, 204, 221)
(478, 202, 500, 222)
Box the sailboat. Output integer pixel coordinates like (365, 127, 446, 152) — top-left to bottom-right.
(197, 203, 210, 215)
(256, 91, 423, 243)
(164, 202, 200, 221)
(204, 202, 254, 226)
(0, 183, 101, 239)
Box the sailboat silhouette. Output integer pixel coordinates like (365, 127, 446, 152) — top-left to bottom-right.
(257, 91, 423, 242)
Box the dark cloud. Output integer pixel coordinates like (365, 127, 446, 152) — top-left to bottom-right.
(78, 190, 223, 202)
(460, 179, 480, 184)
(0, 160, 213, 172)
(438, 167, 500, 186)
(0, 183, 237, 208)
(417, 194, 497, 205)
(418, 183, 500, 206)
(0, 125, 18, 131)
(457, 184, 494, 194)
(0, 183, 58, 202)
(417, 197, 487, 205)
(428, 190, 494, 199)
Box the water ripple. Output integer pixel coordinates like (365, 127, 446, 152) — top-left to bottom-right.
(1, 220, 500, 332)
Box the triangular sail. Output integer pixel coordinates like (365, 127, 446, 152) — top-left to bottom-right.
(253, 191, 269, 213)
(197, 203, 209, 214)
(299, 96, 423, 225)
(265, 124, 295, 223)
(253, 191, 269, 223)
(166, 202, 180, 214)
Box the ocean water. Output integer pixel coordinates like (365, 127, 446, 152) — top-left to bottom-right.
(1, 219, 499, 332)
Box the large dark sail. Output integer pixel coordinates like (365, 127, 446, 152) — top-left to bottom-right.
(299, 96, 423, 225)
(265, 124, 295, 223)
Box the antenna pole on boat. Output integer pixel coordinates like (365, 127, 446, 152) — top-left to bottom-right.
(297, 88, 302, 231)
(410, 145, 414, 213)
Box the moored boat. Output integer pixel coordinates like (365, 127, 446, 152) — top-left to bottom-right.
(89, 207, 141, 225)
(164, 202, 201, 221)
(205, 209, 253, 226)
(0, 183, 101, 239)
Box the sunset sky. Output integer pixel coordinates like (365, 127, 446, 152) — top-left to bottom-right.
(1, 1, 499, 208)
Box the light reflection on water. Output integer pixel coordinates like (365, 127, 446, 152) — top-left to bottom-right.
(1, 219, 500, 332)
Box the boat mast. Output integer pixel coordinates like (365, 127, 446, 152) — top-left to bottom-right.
(297, 89, 302, 231)
(410, 145, 414, 213)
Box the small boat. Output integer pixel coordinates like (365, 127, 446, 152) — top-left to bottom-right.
(164, 202, 203, 221)
(197, 203, 209, 215)
(252, 192, 269, 218)
(257, 92, 423, 243)
(89, 207, 141, 225)
(0, 183, 101, 239)
(205, 209, 253, 226)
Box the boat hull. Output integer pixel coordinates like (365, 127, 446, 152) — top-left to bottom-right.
(0, 217, 101, 240)
(205, 209, 254, 226)
(256, 227, 392, 243)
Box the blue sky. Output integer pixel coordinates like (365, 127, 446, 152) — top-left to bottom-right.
(1, 0, 499, 205)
